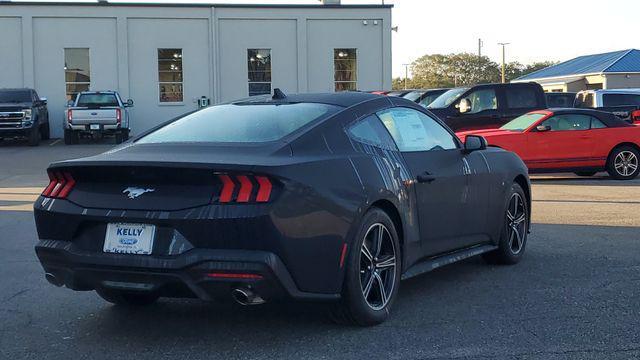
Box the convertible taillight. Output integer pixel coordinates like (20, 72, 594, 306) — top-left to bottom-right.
(213, 174, 273, 204)
(42, 171, 76, 199)
(631, 110, 640, 125)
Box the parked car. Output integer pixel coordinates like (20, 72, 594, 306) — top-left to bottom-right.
(545, 92, 576, 108)
(0, 88, 49, 146)
(457, 108, 640, 180)
(64, 91, 133, 145)
(34, 91, 531, 326)
(575, 89, 640, 123)
(427, 82, 547, 131)
(402, 88, 450, 107)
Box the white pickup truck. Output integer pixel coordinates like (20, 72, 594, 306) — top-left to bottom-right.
(64, 91, 133, 144)
(575, 89, 640, 124)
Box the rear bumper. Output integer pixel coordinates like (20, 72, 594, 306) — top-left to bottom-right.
(35, 239, 340, 302)
(68, 124, 124, 131)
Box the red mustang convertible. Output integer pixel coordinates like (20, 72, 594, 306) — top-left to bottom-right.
(458, 109, 640, 180)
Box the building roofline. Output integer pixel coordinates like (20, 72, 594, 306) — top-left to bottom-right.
(512, 73, 599, 83)
(513, 70, 640, 83)
(602, 48, 635, 73)
(0, 1, 393, 9)
(515, 48, 637, 81)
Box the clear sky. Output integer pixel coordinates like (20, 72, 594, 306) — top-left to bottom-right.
(17, 0, 640, 77)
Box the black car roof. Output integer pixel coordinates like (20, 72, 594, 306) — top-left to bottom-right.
(232, 91, 382, 108)
(546, 107, 632, 127)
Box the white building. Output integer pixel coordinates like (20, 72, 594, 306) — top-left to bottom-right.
(0, 1, 392, 138)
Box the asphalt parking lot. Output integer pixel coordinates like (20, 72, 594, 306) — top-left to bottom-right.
(1, 140, 639, 360)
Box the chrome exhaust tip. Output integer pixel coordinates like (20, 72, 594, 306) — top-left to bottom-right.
(45, 272, 64, 287)
(232, 287, 265, 306)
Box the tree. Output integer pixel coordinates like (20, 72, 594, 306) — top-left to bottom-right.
(409, 53, 500, 89)
(391, 53, 558, 90)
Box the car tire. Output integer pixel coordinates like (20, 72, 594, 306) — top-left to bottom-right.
(330, 208, 401, 326)
(96, 288, 159, 306)
(606, 146, 640, 180)
(27, 126, 40, 146)
(64, 130, 78, 145)
(483, 183, 529, 265)
(122, 129, 130, 142)
(41, 123, 50, 140)
(574, 171, 597, 177)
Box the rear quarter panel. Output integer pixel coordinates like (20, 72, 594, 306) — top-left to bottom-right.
(590, 126, 640, 163)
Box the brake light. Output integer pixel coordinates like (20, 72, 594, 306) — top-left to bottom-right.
(206, 273, 263, 280)
(41, 171, 76, 199)
(116, 108, 122, 125)
(631, 110, 640, 124)
(67, 110, 72, 124)
(214, 174, 273, 203)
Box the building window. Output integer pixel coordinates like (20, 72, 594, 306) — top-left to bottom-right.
(248, 49, 271, 96)
(334, 48, 357, 92)
(158, 49, 183, 103)
(64, 48, 90, 102)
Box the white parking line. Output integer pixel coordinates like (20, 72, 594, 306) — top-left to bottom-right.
(49, 139, 61, 146)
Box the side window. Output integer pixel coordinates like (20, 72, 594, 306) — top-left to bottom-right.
(505, 87, 538, 108)
(464, 88, 497, 114)
(347, 115, 397, 150)
(541, 114, 591, 131)
(591, 117, 607, 129)
(377, 108, 457, 152)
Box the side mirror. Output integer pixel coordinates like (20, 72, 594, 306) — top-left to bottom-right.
(458, 98, 472, 114)
(536, 125, 551, 132)
(66, 99, 74, 107)
(125, 99, 134, 107)
(39, 97, 47, 105)
(464, 135, 487, 153)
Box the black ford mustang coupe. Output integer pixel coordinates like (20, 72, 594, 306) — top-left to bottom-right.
(34, 91, 531, 326)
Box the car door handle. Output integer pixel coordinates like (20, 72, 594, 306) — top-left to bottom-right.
(417, 172, 437, 183)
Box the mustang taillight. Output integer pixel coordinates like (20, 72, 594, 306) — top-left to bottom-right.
(213, 174, 274, 204)
(42, 171, 76, 199)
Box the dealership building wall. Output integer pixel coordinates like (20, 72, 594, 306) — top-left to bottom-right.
(0, 2, 392, 138)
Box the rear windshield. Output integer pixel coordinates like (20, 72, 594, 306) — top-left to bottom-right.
(76, 93, 119, 107)
(546, 93, 575, 107)
(0, 90, 31, 103)
(500, 113, 547, 132)
(602, 93, 640, 107)
(138, 103, 341, 144)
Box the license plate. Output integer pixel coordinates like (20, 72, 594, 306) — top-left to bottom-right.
(90, 124, 100, 130)
(103, 223, 156, 255)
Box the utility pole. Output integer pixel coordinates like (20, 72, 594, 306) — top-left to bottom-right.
(403, 63, 410, 90)
(478, 38, 483, 58)
(498, 42, 510, 83)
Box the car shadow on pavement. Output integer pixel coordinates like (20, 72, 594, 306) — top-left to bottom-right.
(530, 175, 639, 186)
